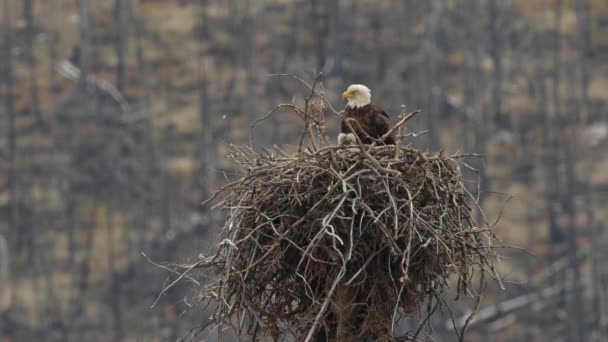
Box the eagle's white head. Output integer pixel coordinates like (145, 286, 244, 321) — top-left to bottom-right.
(342, 84, 371, 108)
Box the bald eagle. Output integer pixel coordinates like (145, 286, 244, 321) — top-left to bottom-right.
(338, 84, 395, 145)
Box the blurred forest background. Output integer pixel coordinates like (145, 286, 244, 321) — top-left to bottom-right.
(0, 0, 607, 341)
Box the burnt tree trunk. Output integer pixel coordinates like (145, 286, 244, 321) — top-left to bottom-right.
(24, 0, 44, 130)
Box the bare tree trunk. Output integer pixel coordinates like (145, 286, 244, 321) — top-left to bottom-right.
(552, 0, 561, 126)
(107, 205, 125, 341)
(78, 0, 90, 91)
(422, 0, 442, 151)
(570, 2, 594, 340)
(574, 0, 591, 121)
(245, 0, 258, 124)
(589, 207, 606, 339)
(462, 0, 480, 157)
(574, 0, 606, 335)
(46, 2, 69, 337)
(488, 0, 505, 129)
(570, 4, 608, 337)
(0, 234, 9, 314)
(134, 10, 153, 254)
(371, 17, 387, 88)
(223, 0, 240, 110)
(288, 1, 300, 61)
(64, 0, 91, 286)
(160, 131, 172, 242)
(327, 0, 342, 76)
(65, 2, 91, 339)
(1, 11, 22, 338)
(158, 129, 179, 340)
(473, 0, 490, 228)
(3, 0, 18, 252)
(557, 2, 587, 337)
(113, 0, 130, 91)
(562, 130, 587, 342)
(68, 204, 99, 339)
(196, 0, 217, 223)
(21, 5, 43, 328)
(24, 0, 44, 130)
(310, 0, 328, 73)
(541, 81, 562, 245)
(544, 0, 564, 246)
(64, 160, 77, 272)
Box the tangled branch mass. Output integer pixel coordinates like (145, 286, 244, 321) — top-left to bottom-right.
(186, 77, 499, 341)
(198, 141, 496, 341)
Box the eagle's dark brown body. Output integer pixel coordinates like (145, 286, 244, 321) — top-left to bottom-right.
(341, 103, 395, 144)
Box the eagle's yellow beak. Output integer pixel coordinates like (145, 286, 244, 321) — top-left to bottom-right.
(341, 90, 352, 100)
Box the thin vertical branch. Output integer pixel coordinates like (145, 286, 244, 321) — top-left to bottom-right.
(24, 0, 44, 130)
(113, 0, 130, 91)
(78, 0, 90, 91)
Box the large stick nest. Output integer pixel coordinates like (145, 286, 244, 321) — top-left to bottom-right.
(186, 75, 499, 341)
(199, 143, 497, 341)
